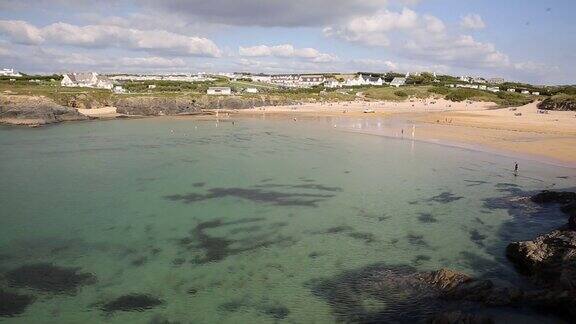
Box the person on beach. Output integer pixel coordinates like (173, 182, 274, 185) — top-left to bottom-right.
(514, 162, 519, 176)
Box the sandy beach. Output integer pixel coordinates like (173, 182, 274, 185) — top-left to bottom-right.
(235, 100, 576, 167)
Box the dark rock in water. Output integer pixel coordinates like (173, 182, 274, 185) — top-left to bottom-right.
(101, 294, 163, 312)
(0, 290, 35, 317)
(308, 265, 507, 323)
(5, 263, 96, 294)
(569, 214, 576, 231)
(427, 311, 494, 324)
(561, 201, 576, 219)
(418, 268, 472, 290)
(523, 289, 576, 318)
(506, 228, 576, 288)
(531, 190, 576, 205)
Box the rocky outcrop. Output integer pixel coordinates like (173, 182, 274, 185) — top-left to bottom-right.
(504, 190, 576, 318)
(538, 97, 576, 111)
(0, 95, 88, 126)
(114, 96, 298, 116)
(114, 97, 202, 116)
(506, 228, 576, 286)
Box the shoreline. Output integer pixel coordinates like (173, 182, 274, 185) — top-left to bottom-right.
(231, 100, 576, 168)
(2, 97, 575, 167)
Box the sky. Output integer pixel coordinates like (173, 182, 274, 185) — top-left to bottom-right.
(0, 0, 574, 84)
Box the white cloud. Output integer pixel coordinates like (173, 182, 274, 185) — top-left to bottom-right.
(239, 44, 338, 62)
(460, 14, 485, 30)
(324, 8, 513, 70)
(0, 20, 221, 57)
(323, 8, 442, 47)
(117, 57, 186, 68)
(0, 20, 44, 44)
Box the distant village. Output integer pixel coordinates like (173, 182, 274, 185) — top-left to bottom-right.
(0, 68, 544, 96)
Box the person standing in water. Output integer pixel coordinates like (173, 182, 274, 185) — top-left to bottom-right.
(514, 162, 519, 176)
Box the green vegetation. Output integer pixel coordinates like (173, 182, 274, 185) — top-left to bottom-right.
(434, 88, 533, 107)
(1, 74, 575, 109)
(538, 93, 576, 111)
(363, 86, 437, 101)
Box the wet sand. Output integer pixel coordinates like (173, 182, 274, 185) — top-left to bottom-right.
(235, 100, 576, 167)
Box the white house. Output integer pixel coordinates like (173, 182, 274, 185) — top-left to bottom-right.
(299, 75, 325, 87)
(521, 90, 530, 94)
(245, 87, 259, 93)
(113, 86, 126, 94)
(362, 75, 383, 86)
(61, 72, 113, 89)
(487, 87, 500, 92)
(344, 74, 383, 87)
(532, 91, 540, 96)
(488, 78, 505, 84)
(507, 89, 516, 92)
(390, 77, 407, 87)
(0, 68, 22, 77)
(250, 75, 272, 83)
(148, 84, 157, 89)
(207, 87, 232, 95)
(324, 79, 342, 88)
(270, 74, 300, 87)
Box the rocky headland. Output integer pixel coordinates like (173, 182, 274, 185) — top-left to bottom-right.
(0, 94, 300, 126)
(0, 95, 88, 126)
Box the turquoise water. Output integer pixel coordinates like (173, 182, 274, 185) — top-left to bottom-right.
(0, 117, 575, 323)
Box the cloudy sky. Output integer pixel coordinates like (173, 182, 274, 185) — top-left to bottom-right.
(0, 0, 574, 84)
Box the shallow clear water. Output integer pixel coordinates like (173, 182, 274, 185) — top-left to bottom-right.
(0, 117, 575, 323)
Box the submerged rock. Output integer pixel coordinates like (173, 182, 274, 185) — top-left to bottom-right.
(5, 263, 96, 294)
(530, 190, 576, 205)
(308, 265, 515, 323)
(100, 294, 163, 312)
(427, 311, 494, 324)
(418, 268, 472, 290)
(0, 290, 35, 317)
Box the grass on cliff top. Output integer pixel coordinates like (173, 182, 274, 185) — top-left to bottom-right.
(363, 86, 438, 101)
(0, 79, 540, 108)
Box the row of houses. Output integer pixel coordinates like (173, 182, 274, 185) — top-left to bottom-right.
(459, 76, 505, 84)
(206, 87, 259, 95)
(252, 73, 407, 88)
(110, 73, 214, 82)
(448, 83, 500, 92)
(507, 88, 540, 95)
(448, 83, 541, 95)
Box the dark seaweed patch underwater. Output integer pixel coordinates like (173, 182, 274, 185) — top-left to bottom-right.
(0, 290, 35, 317)
(5, 263, 96, 294)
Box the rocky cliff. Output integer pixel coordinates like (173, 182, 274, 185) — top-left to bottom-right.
(114, 96, 297, 116)
(0, 95, 88, 126)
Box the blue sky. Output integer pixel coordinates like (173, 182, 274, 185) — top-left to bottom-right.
(0, 0, 574, 84)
